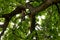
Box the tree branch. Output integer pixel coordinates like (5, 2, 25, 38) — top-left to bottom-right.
(0, 0, 60, 39)
(27, 0, 60, 14)
(0, 5, 25, 38)
(30, 14, 36, 33)
(26, 0, 60, 38)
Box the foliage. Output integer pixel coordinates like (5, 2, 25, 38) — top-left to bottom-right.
(0, 0, 60, 40)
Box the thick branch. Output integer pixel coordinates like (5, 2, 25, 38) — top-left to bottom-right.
(0, 5, 25, 28)
(0, 5, 25, 38)
(30, 14, 36, 33)
(27, 0, 60, 14)
(0, 18, 10, 38)
(0, 0, 60, 39)
(2, 5, 25, 18)
(26, 0, 60, 33)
